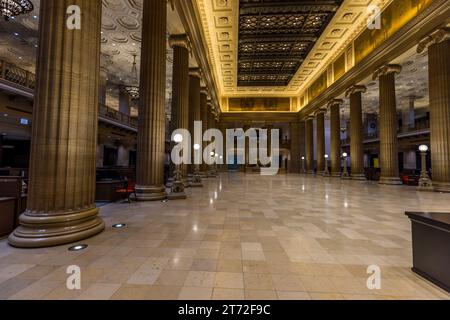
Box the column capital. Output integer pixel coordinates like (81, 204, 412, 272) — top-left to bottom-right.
(306, 115, 315, 121)
(169, 34, 190, 50)
(345, 85, 367, 97)
(417, 27, 450, 53)
(373, 64, 402, 80)
(327, 99, 344, 109)
(314, 108, 327, 117)
(189, 68, 202, 78)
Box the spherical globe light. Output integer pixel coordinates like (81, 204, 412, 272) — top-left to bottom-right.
(173, 133, 183, 143)
(324, 154, 329, 159)
(193, 144, 201, 151)
(342, 152, 348, 158)
(419, 145, 429, 152)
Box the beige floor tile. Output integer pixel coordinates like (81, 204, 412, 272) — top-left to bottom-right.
(155, 270, 189, 287)
(244, 273, 274, 290)
(271, 274, 305, 292)
(277, 291, 311, 300)
(212, 288, 245, 300)
(245, 290, 278, 300)
(214, 272, 244, 289)
(77, 283, 121, 300)
(184, 271, 216, 288)
(178, 287, 213, 300)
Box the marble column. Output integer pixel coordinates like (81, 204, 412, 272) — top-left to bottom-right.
(188, 68, 203, 186)
(9, 0, 105, 248)
(99, 65, 108, 106)
(200, 88, 209, 173)
(169, 34, 190, 177)
(119, 87, 131, 115)
(328, 99, 344, 177)
(305, 116, 315, 174)
(346, 85, 367, 180)
(135, 0, 167, 201)
(418, 28, 450, 192)
(289, 121, 301, 174)
(315, 109, 326, 175)
(373, 65, 402, 185)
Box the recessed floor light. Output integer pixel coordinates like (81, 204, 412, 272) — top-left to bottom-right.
(112, 223, 126, 229)
(68, 244, 88, 252)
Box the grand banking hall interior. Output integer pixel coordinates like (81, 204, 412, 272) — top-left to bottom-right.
(0, 0, 449, 302)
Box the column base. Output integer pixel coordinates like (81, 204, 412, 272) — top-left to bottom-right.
(190, 174, 203, 188)
(307, 170, 315, 175)
(8, 207, 105, 249)
(134, 185, 167, 201)
(331, 172, 342, 178)
(379, 176, 402, 185)
(351, 173, 367, 181)
(433, 181, 450, 193)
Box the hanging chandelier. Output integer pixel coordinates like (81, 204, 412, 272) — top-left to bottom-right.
(124, 54, 140, 100)
(1, 0, 34, 21)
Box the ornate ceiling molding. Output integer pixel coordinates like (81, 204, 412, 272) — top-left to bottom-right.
(195, 0, 393, 98)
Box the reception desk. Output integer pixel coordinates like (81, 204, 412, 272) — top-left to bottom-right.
(0, 197, 15, 238)
(406, 212, 450, 293)
(96, 180, 126, 202)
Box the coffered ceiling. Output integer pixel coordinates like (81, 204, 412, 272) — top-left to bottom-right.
(195, 0, 391, 97)
(0, 0, 197, 116)
(237, 0, 343, 87)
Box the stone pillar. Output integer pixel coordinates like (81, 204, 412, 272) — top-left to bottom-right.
(9, 0, 104, 248)
(200, 88, 209, 173)
(135, 0, 167, 201)
(346, 85, 367, 180)
(373, 65, 402, 185)
(289, 121, 301, 174)
(328, 99, 344, 177)
(315, 109, 326, 175)
(188, 68, 203, 186)
(169, 34, 190, 178)
(305, 116, 315, 174)
(99, 65, 108, 106)
(119, 87, 131, 115)
(418, 28, 450, 192)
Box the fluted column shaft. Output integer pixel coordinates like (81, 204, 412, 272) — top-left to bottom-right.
(289, 122, 301, 173)
(428, 36, 450, 192)
(188, 70, 201, 174)
(170, 35, 190, 177)
(330, 103, 342, 177)
(349, 90, 366, 180)
(200, 89, 208, 172)
(135, 0, 167, 201)
(305, 117, 314, 174)
(316, 112, 326, 174)
(9, 0, 104, 248)
(377, 66, 402, 185)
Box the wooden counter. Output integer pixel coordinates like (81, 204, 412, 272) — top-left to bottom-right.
(405, 212, 450, 293)
(0, 197, 16, 238)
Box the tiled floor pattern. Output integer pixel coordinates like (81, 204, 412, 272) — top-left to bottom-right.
(0, 173, 449, 300)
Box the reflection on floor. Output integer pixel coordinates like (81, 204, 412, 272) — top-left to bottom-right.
(1, 173, 449, 300)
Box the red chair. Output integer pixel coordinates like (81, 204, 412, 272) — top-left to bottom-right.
(116, 180, 136, 203)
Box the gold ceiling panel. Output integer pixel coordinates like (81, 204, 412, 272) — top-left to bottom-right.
(195, 0, 392, 103)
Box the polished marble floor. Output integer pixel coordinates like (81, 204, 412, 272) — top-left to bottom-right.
(1, 173, 449, 300)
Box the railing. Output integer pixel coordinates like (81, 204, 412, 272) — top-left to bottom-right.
(0, 59, 35, 90)
(99, 104, 138, 129)
(341, 121, 430, 145)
